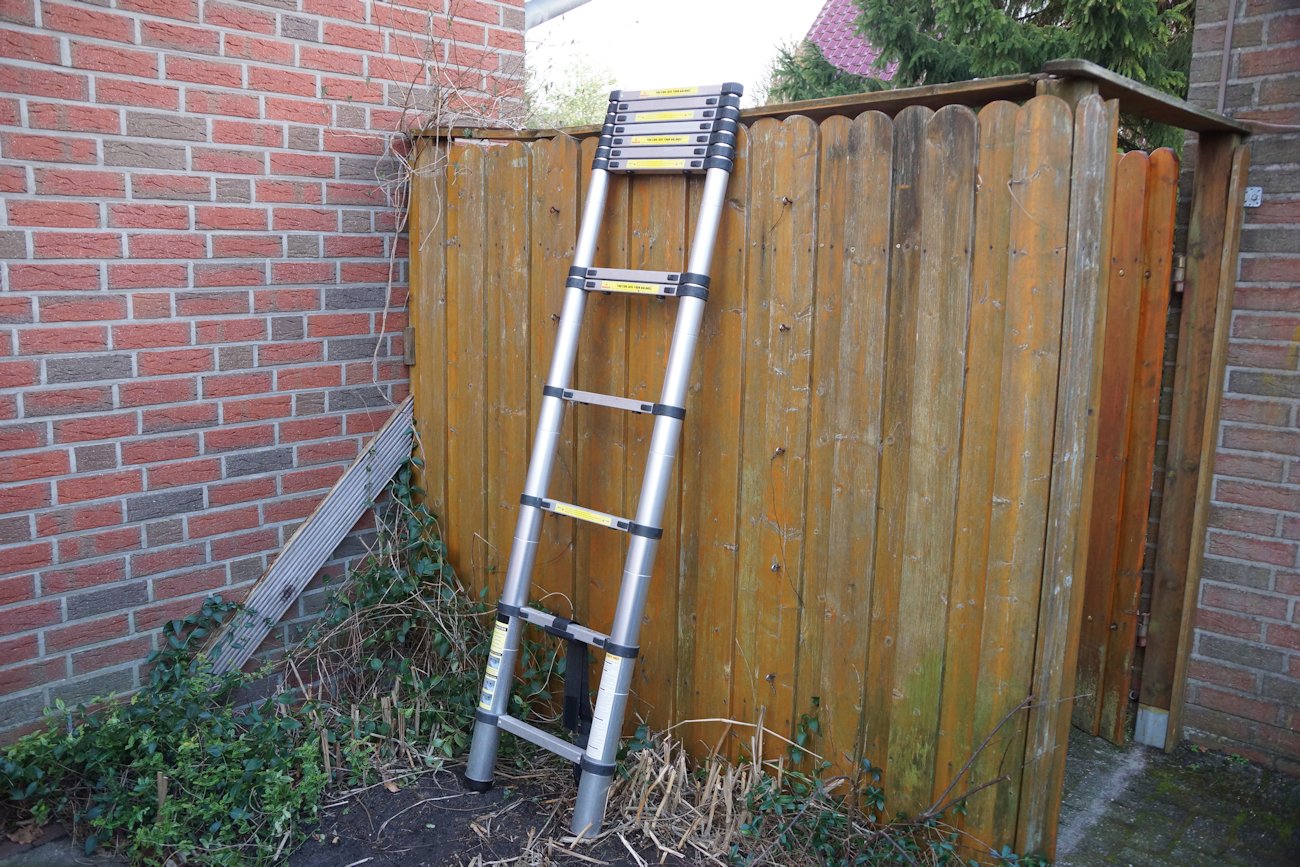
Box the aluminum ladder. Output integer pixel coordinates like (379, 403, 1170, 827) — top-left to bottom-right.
(464, 82, 743, 836)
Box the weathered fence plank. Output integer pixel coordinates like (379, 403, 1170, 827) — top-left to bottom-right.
(575, 135, 629, 648)
(861, 104, 926, 783)
(527, 135, 580, 612)
(733, 116, 820, 759)
(887, 103, 978, 812)
(800, 111, 892, 772)
(409, 145, 447, 515)
(444, 144, 488, 590)
(676, 127, 748, 737)
(485, 142, 532, 606)
(1018, 93, 1119, 854)
(625, 171, 687, 729)
(969, 94, 1075, 847)
(933, 99, 1017, 809)
(1074, 150, 1150, 735)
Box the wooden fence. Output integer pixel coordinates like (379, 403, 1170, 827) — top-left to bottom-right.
(408, 93, 1120, 855)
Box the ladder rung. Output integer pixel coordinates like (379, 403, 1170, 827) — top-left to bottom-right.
(583, 267, 681, 296)
(511, 605, 612, 651)
(497, 714, 583, 764)
(614, 106, 718, 125)
(609, 145, 707, 160)
(607, 156, 705, 174)
(612, 119, 713, 137)
(560, 388, 654, 414)
(612, 83, 741, 101)
(538, 498, 631, 532)
(612, 131, 710, 148)
(615, 95, 727, 113)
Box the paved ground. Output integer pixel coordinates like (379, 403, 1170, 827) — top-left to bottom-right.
(1057, 731, 1299, 866)
(5, 732, 1297, 865)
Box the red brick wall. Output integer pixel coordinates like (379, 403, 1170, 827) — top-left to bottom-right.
(0, 0, 523, 737)
(1183, 0, 1299, 772)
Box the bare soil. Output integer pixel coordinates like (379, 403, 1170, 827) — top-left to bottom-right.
(286, 766, 694, 867)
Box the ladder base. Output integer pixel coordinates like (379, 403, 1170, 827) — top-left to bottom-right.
(461, 772, 493, 793)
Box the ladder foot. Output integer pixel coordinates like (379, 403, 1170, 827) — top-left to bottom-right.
(461, 772, 494, 793)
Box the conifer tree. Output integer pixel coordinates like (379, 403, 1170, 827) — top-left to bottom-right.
(768, 0, 1193, 147)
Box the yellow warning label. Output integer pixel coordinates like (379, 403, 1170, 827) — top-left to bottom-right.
(551, 502, 617, 528)
(625, 159, 687, 170)
(640, 86, 698, 98)
(630, 135, 690, 145)
(489, 619, 508, 655)
(598, 280, 661, 294)
(634, 110, 693, 122)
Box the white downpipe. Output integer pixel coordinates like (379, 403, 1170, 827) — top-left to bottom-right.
(524, 0, 595, 30)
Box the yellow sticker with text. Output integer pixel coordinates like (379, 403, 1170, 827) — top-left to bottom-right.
(630, 135, 689, 145)
(550, 502, 617, 528)
(598, 280, 660, 294)
(489, 619, 508, 655)
(625, 159, 687, 170)
(634, 110, 693, 122)
(640, 86, 698, 98)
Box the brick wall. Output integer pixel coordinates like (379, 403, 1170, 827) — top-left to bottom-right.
(0, 0, 523, 738)
(1182, 0, 1299, 772)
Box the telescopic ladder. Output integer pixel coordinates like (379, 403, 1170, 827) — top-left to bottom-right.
(464, 82, 743, 836)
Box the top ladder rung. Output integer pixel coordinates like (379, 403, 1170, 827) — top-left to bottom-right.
(610, 83, 743, 101)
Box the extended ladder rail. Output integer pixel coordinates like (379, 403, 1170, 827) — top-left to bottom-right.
(464, 82, 743, 838)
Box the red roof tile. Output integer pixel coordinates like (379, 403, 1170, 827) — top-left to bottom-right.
(806, 0, 896, 80)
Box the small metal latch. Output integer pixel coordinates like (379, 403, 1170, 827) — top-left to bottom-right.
(403, 326, 415, 365)
(1136, 610, 1151, 647)
(1171, 254, 1186, 295)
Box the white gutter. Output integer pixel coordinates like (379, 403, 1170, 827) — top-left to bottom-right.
(524, 0, 595, 30)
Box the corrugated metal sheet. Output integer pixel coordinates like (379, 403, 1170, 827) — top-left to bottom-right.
(208, 396, 415, 674)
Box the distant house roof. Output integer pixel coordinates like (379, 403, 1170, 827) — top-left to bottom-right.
(806, 0, 896, 80)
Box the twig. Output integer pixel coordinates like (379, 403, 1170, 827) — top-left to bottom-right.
(375, 793, 468, 837)
(922, 694, 1033, 820)
(661, 716, 824, 760)
(617, 832, 648, 867)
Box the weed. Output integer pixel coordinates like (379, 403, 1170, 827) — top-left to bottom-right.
(0, 598, 327, 864)
(0, 452, 561, 864)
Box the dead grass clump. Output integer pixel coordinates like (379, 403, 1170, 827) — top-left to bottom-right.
(502, 709, 1044, 867)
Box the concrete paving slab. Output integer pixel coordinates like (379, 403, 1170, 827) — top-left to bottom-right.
(1058, 731, 1299, 866)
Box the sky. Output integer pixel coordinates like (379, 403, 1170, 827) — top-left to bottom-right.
(526, 0, 828, 107)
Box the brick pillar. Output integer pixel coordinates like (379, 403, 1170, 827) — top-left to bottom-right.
(1181, 0, 1300, 772)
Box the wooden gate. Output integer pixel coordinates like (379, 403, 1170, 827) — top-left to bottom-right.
(408, 92, 1117, 855)
(1072, 149, 1180, 744)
